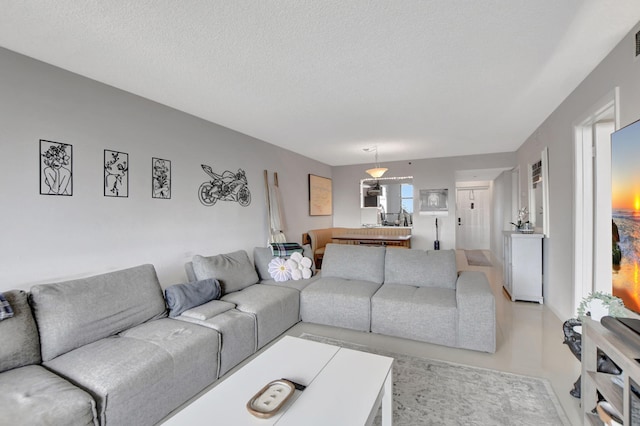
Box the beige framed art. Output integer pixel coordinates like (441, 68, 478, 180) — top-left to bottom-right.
(309, 174, 332, 216)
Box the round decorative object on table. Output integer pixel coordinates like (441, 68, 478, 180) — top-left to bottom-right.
(246, 379, 295, 418)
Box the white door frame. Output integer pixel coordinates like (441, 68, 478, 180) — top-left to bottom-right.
(573, 88, 619, 314)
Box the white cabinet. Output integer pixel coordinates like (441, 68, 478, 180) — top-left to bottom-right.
(502, 231, 543, 304)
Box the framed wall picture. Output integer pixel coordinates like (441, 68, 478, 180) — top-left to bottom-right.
(40, 139, 73, 196)
(309, 174, 332, 216)
(104, 150, 129, 197)
(152, 157, 171, 199)
(419, 188, 449, 215)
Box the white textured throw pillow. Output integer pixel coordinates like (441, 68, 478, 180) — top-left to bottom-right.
(267, 253, 313, 281)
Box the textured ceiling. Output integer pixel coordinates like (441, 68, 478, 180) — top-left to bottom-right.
(1, 1, 639, 166)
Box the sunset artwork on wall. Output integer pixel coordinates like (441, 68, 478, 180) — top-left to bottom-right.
(612, 118, 640, 314)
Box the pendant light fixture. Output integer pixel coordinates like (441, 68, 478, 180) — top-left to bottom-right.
(364, 146, 388, 178)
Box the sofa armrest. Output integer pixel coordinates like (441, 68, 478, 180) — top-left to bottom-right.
(456, 271, 496, 353)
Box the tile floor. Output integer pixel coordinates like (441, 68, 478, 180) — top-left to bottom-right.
(283, 249, 583, 425)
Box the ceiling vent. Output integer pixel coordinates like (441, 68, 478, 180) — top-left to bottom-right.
(636, 30, 640, 57)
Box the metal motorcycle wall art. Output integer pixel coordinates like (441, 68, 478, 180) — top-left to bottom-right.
(198, 164, 251, 207)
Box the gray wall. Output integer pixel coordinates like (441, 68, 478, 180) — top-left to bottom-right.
(516, 22, 640, 320)
(332, 152, 516, 250)
(0, 47, 332, 291)
(5, 16, 640, 319)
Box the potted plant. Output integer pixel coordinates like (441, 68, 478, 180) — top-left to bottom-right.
(577, 292, 627, 321)
(510, 207, 530, 231)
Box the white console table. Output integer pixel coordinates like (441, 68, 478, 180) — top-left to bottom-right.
(502, 231, 543, 304)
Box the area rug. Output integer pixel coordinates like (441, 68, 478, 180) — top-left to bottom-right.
(300, 334, 570, 426)
(464, 250, 493, 267)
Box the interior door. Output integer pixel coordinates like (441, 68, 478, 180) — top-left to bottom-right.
(456, 188, 490, 249)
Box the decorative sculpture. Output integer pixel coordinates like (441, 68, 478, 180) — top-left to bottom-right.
(562, 318, 621, 398)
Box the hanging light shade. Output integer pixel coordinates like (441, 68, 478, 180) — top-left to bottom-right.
(365, 167, 388, 178)
(364, 146, 388, 178)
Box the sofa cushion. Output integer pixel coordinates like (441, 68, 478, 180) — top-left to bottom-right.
(0, 365, 97, 426)
(176, 308, 257, 376)
(0, 290, 41, 373)
(222, 284, 300, 349)
(260, 274, 321, 292)
(165, 278, 221, 318)
(192, 250, 259, 294)
(29, 264, 167, 362)
(300, 277, 382, 331)
(371, 283, 457, 346)
(180, 300, 236, 321)
(45, 319, 219, 426)
(321, 244, 386, 284)
(385, 249, 457, 289)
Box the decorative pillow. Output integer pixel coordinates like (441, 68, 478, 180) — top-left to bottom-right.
(164, 278, 221, 318)
(254, 245, 315, 281)
(287, 252, 313, 280)
(268, 257, 292, 282)
(268, 252, 313, 282)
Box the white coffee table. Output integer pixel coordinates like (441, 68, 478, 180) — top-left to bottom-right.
(162, 335, 394, 425)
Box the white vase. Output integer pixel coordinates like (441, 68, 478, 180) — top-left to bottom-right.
(589, 299, 609, 321)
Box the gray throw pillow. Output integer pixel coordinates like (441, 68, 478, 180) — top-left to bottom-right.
(165, 278, 221, 318)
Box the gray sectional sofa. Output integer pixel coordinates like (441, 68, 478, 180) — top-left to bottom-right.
(0, 243, 495, 425)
